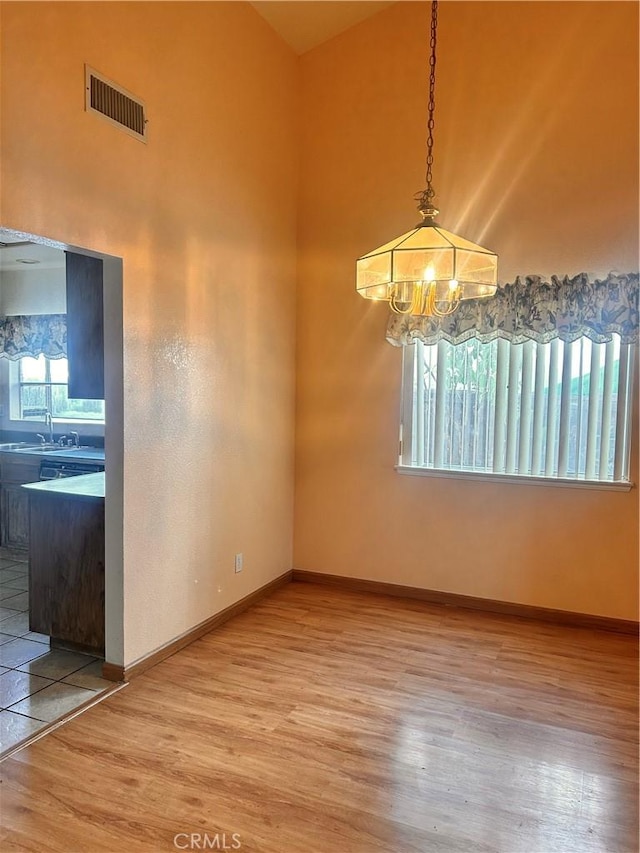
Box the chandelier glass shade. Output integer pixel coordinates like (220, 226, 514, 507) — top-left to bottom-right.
(356, 220, 498, 316)
(356, 0, 498, 317)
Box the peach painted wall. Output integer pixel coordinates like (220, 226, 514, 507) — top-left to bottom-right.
(1, 1, 298, 664)
(295, 1, 639, 620)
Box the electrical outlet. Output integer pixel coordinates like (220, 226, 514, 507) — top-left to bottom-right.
(234, 553, 243, 573)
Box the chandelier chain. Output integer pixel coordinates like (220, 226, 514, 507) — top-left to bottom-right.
(425, 0, 438, 200)
(415, 0, 439, 217)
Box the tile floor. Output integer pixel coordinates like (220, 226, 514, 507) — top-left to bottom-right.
(0, 548, 115, 757)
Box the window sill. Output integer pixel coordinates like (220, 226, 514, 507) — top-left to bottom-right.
(396, 465, 635, 492)
(4, 418, 105, 436)
(15, 419, 104, 426)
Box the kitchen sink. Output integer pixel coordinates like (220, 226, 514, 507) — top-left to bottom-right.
(22, 444, 96, 452)
(0, 442, 41, 450)
(0, 442, 99, 453)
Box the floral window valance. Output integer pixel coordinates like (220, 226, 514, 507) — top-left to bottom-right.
(0, 314, 67, 360)
(386, 272, 639, 347)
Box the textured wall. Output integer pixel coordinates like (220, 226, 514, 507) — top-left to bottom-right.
(295, 1, 639, 620)
(1, 1, 298, 664)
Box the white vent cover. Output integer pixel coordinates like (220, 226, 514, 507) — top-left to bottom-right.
(85, 66, 147, 142)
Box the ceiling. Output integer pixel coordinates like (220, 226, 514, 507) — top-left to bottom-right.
(250, 1, 395, 55)
(0, 240, 64, 272)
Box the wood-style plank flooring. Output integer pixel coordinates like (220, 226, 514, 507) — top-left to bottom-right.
(1, 582, 638, 852)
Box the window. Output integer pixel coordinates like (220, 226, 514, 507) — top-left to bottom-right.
(15, 355, 104, 422)
(400, 336, 635, 483)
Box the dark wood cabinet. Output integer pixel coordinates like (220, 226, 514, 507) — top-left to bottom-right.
(2, 485, 31, 549)
(28, 490, 105, 654)
(66, 251, 104, 400)
(0, 456, 41, 550)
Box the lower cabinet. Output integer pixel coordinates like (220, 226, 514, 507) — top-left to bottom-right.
(0, 456, 41, 550)
(28, 490, 105, 654)
(1, 484, 31, 549)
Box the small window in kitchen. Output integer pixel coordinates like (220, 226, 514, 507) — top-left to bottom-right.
(14, 355, 104, 422)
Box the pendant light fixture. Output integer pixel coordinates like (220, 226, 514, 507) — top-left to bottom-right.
(356, 0, 498, 317)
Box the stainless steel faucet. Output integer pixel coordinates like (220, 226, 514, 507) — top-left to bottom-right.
(44, 410, 54, 443)
(70, 431, 80, 448)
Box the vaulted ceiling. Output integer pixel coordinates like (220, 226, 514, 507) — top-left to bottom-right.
(250, 1, 395, 54)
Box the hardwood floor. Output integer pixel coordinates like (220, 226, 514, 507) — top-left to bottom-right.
(1, 582, 638, 852)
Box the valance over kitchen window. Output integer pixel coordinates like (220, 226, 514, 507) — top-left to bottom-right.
(0, 314, 67, 360)
(386, 272, 639, 347)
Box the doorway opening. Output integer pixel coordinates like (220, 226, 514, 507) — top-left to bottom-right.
(0, 226, 124, 757)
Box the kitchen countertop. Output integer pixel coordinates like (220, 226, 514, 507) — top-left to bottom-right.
(0, 446, 105, 464)
(22, 471, 105, 501)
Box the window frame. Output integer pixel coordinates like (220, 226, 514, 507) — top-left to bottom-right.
(398, 336, 636, 492)
(18, 355, 67, 419)
(9, 356, 105, 426)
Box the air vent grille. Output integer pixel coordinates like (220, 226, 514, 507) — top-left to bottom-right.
(85, 66, 147, 142)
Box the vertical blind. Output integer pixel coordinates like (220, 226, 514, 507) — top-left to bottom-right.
(401, 336, 634, 482)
